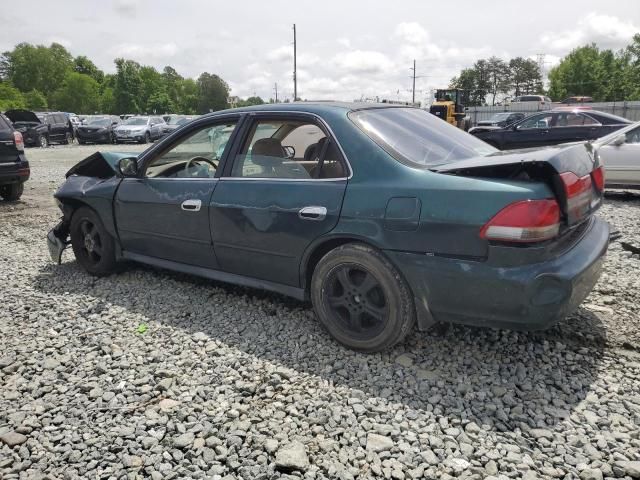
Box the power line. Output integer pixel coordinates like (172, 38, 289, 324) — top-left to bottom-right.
(293, 24, 297, 101)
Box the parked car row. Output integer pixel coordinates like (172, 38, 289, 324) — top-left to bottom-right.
(4, 110, 73, 147)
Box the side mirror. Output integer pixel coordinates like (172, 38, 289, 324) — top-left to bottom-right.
(283, 145, 295, 159)
(118, 157, 139, 177)
(612, 134, 626, 147)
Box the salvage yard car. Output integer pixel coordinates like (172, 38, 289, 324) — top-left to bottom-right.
(0, 113, 30, 200)
(472, 109, 631, 150)
(468, 112, 526, 133)
(76, 116, 120, 144)
(5, 110, 73, 147)
(114, 116, 165, 144)
(48, 103, 609, 352)
(594, 121, 640, 189)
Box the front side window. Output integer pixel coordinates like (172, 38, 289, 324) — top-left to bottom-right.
(231, 119, 346, 179)
(350, 107, 495, 168)
(145, 121, 237, 179)
(519, 113, 554, 129)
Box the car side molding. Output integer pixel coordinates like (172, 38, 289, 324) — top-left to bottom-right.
(122, 251, 307, 301)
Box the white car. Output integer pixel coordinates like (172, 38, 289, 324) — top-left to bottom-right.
(594, 121, 640, 189)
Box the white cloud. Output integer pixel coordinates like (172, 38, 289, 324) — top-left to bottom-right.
(394, 22, 429, 45)
(45, 37, 72, 48)
(113, 0, 137, 16)
(108, 43, 179, 61)
(542, 12, 639, 52)
(332, 50, 393, 75)
(267, 45, 293, 62)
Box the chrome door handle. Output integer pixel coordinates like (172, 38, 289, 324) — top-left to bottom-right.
(299, 206, 327, 221)
(181, 199, 202, 212)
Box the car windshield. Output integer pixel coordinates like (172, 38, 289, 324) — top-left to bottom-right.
(124, 117, 148, 126)
(88, 118, 111, 127)
(167, 116, 186, 125)
(488, 113, 511, 121)
(350, 107, 496, 167)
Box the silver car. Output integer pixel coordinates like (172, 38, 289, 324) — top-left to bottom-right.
(114, 116, 166, 144)
(594, 122, 640, 189)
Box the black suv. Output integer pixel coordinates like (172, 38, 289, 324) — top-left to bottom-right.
(0, 113, 30, 201)
(5, 110, 72, 147)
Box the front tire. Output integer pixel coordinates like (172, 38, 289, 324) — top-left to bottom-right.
(140, 132, 150, 144)
(70, 207, 117, 276)
(0, 183, 24, 201)
(39, 135, 48, 148)
(64, 132, 73, 144)
(311, 243, 415, 352)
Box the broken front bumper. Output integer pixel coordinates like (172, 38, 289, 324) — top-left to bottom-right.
(47, 221, 70, 264)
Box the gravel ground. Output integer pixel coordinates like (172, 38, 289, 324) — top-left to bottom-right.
(1, 144, 639, 480)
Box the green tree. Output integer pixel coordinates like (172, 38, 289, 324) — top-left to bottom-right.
(237, 96, 265, 107)
(196, 72, 229, 114)
(139, 65, 164, 113)
(178, 78, 198, 114)
(147, 91, 173, 114)
(51, 72, 100, 113)
(162, 66, 183, 109)
(74, 55, 104, 83)
(100, 87, 116, 114)
(1, 43, 73, 103)
(450, 68, 486, 106)
(508, 57, 543, 97)
(548, 44, 605, 101)
(23, 89, 48, 110)
(114, 58, 143, 113)
(0, 82, 25, 110)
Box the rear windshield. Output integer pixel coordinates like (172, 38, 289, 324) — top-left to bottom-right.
(349, 107, 496, 167)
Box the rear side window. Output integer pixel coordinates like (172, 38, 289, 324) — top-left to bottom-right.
(349, 107, 495, 168)
(0, 115, 12, 132)
(231, 119, 346, 179)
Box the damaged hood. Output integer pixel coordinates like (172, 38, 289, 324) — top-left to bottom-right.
(65, 151, 138, 178)
(5, 109, 42, 124)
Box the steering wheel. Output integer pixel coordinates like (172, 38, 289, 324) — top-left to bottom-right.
(184, 156, 217, 172)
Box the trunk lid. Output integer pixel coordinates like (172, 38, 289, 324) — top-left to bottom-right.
(432, 143, 603, 228)
(5, 109, 42, 124)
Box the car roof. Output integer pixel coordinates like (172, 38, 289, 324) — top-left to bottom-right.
(202, 101, 411, 118)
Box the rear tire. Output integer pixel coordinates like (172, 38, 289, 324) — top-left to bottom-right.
(311, 243, 415, 352)
(70, 207, 117, 276)
(0, 183, 24, 201)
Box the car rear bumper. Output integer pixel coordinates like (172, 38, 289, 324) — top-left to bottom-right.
(0, 159, 30, 184)
(385, 216, 609, 331)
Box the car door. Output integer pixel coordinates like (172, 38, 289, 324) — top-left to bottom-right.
(150, 117, 162, 139)
(501, 113, 556, 149)
(547, 112, 595, 145)
(600, 126, 640, 186)
(210, 113, 349, 287)
(114, 116, 241, 269)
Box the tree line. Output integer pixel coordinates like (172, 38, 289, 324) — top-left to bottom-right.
(0, 42, 265, 114)
(449, 34, 640, 105)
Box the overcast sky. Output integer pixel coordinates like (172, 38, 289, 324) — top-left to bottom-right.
(1, 0, 639, 102)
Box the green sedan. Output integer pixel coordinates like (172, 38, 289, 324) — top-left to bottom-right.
(48, 102, 609, 352)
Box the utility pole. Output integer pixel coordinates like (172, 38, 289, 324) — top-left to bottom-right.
(293, 24, 297, 101)
(411, 59, 416, 104)
(274, 82, 278, 103)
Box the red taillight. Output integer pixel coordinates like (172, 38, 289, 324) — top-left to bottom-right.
(591, 166, 605, 192)
(480, 199, 560, 243)
(13, 131, 24, 151)
(560, 171, 592, 218)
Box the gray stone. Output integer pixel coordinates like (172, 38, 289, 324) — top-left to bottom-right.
(580, 469, 603, 480)
(366, 433, 394, 452)
(275, 441, 309, 471)
(173, 432, 195, 449)
(0, 431, 27, 447)
(395, 354, 414, 367)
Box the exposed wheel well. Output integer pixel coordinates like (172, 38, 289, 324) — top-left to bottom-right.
(303, 237, 371, 293)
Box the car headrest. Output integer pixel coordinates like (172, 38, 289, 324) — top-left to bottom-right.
(252, 138, 284, 157)
(303, 137, 327, 161)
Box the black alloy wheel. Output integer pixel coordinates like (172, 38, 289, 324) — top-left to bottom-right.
(70, 207, 117, 276)
(39, 135, 48, 148)
(324, 264, 388, 340)
(311, 243, 415, 352)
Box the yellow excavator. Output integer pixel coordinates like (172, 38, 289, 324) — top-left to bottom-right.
(429, 89, 470, 130)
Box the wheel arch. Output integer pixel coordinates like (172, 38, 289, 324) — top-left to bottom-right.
(300, 234, 435, 331)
